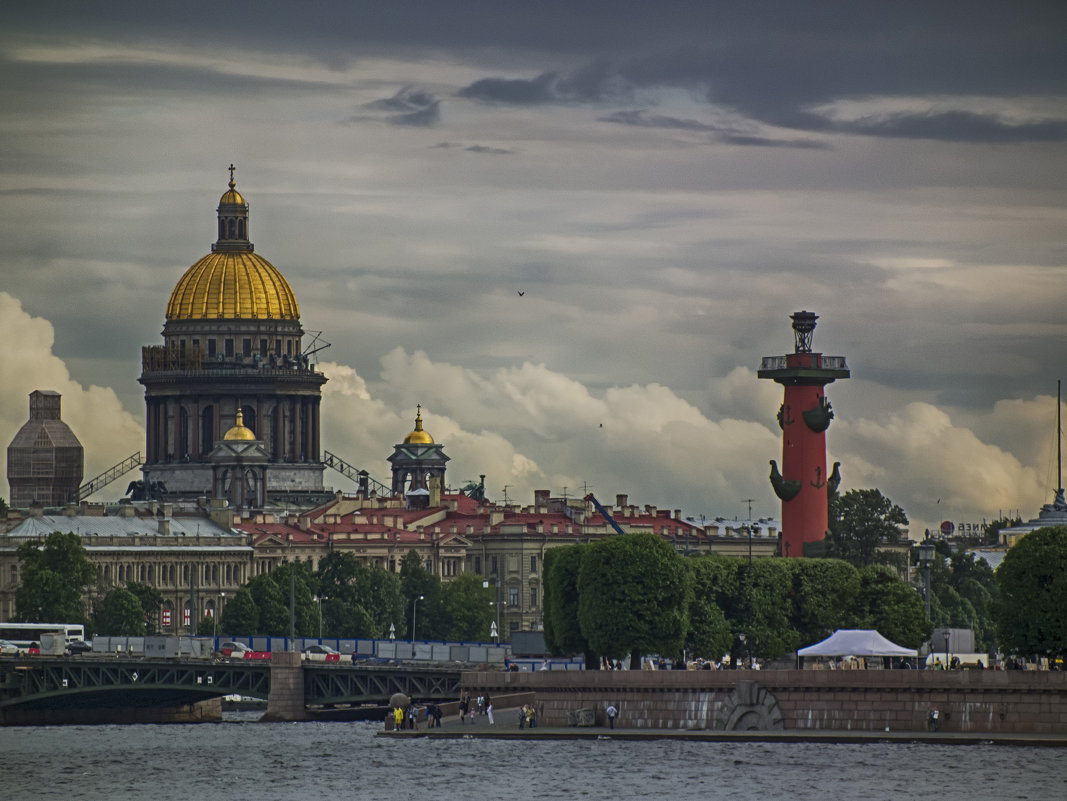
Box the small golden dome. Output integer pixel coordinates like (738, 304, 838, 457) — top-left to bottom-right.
(403, 406, 434, 444)
(223, 410, 257, 441)
(220, 187, 246, 205)
(166, 251, 299, 320)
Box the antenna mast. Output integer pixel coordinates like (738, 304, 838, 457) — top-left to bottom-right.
(1059, 379, 1062, 493)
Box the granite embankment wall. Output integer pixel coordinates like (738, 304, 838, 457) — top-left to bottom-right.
(462, 669, 1067, 734)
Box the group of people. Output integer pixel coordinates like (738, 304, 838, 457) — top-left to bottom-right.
(517, 703, 538, 729)
(458, 692, 494, 725)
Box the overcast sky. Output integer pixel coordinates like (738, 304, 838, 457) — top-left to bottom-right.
(2, 2, 1066, 537)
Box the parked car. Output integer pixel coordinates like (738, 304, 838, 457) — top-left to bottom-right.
(65, 639, 93, 656)
(218, 641, 252, 657)
(0, 639, 20, 655)
(303, 644, 342, 662)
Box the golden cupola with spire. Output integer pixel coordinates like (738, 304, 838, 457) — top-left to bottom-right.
(166, 167, 299, 322)
(403, 406, 435, 445)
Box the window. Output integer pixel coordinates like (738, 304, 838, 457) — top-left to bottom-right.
(508, 587, 519, 607)
(530, 587, 538, 608)
(530, 555, 537, 574)
(260, 338, 268, 356)
(183, 605, 191, 627)
(473, 556, 482, 575)
(491, 556, 498, 575)
(242, 338, 252, 357)
(208, 339, 216, 357)
(161, 607, 171, 627)
(225, 339, 234, 357)
(509, 622, 520, 634)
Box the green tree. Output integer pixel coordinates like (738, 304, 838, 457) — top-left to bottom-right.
(577, 533, 690, 668)
(789, 558, 862, 646)
(99, 586, 147, 636)
(441, 572, 494, 641)
(826, 488, 909, 567)
(15, 531, 96, 625)
(995, 526, 1067, 659)
(543, 544, 598, 668)
(684, 556, 737, 660)
(126, 582, 164, 634)
(854, 565, 931, 649)
(744, 558, 801, 661)
(399, 550, 444, 639)
(220, 587, 259, 635)
(246, 574, 290, 635)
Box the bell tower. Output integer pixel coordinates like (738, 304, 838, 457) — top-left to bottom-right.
(758, 311, 849, 557)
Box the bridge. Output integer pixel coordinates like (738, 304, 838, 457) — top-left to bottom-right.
(0, 655, 463, 725)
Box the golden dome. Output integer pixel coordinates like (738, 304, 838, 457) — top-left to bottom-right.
(403, 406, 434, 444)
(220, 186, 246, 205)
(223, 410, 257, 441)
(166, 250, 300, 320)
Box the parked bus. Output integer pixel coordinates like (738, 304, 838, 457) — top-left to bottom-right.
(0, 622, 86, 649)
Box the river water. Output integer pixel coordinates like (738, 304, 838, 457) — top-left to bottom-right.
(1, 712, 1063, 800)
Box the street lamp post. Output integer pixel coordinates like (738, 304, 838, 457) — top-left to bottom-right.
(411, 594, 424, 647)
(483, 579, 501, 642)
(917, 539, 935, 621)
(944, 630, 951, 669)
(214, 591, 226, 639)
(316, 595, 327, 639)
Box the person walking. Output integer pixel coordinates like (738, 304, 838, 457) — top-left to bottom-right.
(605, 703, 618, 730)
(486, 700, 494, 725)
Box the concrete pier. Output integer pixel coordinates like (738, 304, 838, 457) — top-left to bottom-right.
(262, 651, 309, 722)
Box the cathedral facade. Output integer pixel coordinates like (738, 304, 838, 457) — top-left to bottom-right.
(139, 169, 327, 505)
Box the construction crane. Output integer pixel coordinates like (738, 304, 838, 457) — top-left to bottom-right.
(585, 493, 627, 536)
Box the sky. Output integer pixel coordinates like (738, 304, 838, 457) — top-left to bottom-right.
(2, 2, 1066, 538)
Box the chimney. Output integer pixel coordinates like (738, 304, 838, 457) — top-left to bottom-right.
(157, 520, 171, 535)
(62, 505, 77, 517)
(429, 475, 441, 507)
(162, 503, 173, 518)
(29, 502, 44, 518)
(616, 494, 628, 509)
(534, 489, 550, 510)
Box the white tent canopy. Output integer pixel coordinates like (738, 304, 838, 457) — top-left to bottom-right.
(797, 629, 917, 658)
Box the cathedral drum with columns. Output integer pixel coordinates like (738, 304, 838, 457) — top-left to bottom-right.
(139, 168, 328, 504)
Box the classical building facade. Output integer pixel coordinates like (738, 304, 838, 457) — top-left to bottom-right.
(139, 168, 327, 504)
(0, 501, 250, 630)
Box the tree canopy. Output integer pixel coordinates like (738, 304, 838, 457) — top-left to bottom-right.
(825, 488, 909, 567)
(995, 526, 1067, 659)
(576, 533, 690, 667)
(15, 531, 96, 625)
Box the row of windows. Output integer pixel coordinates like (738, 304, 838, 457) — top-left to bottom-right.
(100, 562, 242, 587)
(472, 555, 539, 575)
(178, 337, 298, 359)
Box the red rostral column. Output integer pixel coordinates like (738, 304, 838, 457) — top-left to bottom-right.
(758, 311, 849, 557)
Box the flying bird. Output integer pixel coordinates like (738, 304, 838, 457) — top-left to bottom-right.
(517, 291, 525, 296)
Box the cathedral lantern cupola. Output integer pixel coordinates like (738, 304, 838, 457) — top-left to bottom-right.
(389, 405, 449, 509)
(758, 311, 850, 557)
(215, 164, 251, 250)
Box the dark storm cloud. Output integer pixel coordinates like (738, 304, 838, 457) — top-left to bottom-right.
(359, 86, 441, 126)
(833, 111, 1067, 143)
(457, 73, 559, 104)
(598, 109, 721, 132)
(598, 110, 828, 149)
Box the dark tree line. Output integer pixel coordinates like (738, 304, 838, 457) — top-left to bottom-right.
(543, 532, 932, 667)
